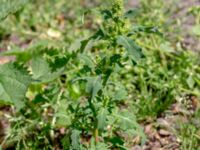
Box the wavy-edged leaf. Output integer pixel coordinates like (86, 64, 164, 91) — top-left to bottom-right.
(72, 76, 103, 99)
(85, 76, 103, 99)
(124, 8, 139, 18)
(0, 63, 31, 109)
(97, 108, 108, 130)
(117, 36, 144, 62)
(78, 53, 95, 69)
(113, 110, 146, 144)
(113, 87, 127, 101)
(71, 130, 81, 150)
(130, 25, 163, 36)
(31, 57, 64, 83)
(0, 0, 28, 21)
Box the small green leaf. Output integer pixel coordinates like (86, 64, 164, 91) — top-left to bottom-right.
(97, 108, 108, 130)
(187, 75, 195, 89)
(113, 87, 127, 101)
(130, 25, 163, 36)
(78, 53, 95, 69)
(55, 100, 71, 127)
(71, 130, 81, 150)
(0, 0, 28, 21)
(192, 25, 200, 36)
(86, 76, 103, 99)
(31, 57, 64, 83)
(124, 9, 139, 18)
(95, 142, 110, 150)
(79, 39, 90, 53)
(107, 137, 124, 148)
(101, 9, 113, 20)
(56, 113, 71, 127)
(117, 36, 144, 62)
(160, 42, 174, 52)
(113, 110, 146, 144)
(0, 63, 31, 109)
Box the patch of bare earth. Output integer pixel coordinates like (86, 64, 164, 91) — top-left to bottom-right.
(175, 0, 200, 52)
(131, 95, 200, 150)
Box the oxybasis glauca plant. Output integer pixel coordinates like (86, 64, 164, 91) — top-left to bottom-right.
(71, 0, 146, 146)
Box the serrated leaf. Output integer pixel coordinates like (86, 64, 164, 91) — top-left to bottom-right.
(117, 36, 143, 62)
(0, 0, 28, 21)
(101, 9, 112, 20)
(71, 130, 81, 150)
(31, 57, 49, 79)
(78, 53, 95, 69)
(0, 40, 57, 63)
(89, 138, 109, 150)
(187, 75, 195, 89)
(97, 108, 108, 130)
(0, 63, 31, 109)
(55, 100, 71, 126)
(31, 57, 64, 83)
(56, 113, 71, 127)
(86, 76, 103, 99)
(113, 86, 127, 101)
(130, 25, 163, 36)
(124, 9, 139, 18)
(79, 39, 90, 53)
(113, 110, 146, 144)
(160, 42, 174, 52)
(192, 25, 200, 36)
(95, 142, 110, 150)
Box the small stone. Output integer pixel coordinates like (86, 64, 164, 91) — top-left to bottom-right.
(132, 136, 141, 145)
(160, 138, 169, 146)
(59, 127, 65, 135)
(131, 145, 142, 150)
(145, 124, 153, 134)
(151, 141, 161, 150)
(159, 129, 171, 136)
(168, 135, 178, 142)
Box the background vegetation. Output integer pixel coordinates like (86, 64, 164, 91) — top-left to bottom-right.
(0, 0, 200, 149)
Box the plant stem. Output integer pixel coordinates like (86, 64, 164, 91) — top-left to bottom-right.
(94, 128, 99, 143)
(88, 97, 99, 143)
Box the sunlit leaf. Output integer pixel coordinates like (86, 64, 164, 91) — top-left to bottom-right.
(117, 35, 144, 62)
(0, 0, 28, 21)
(0, 63, 31, 109)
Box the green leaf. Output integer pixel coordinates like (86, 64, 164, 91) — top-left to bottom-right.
(78, 53, 95, 69)
(97, 108, 108, 130)
(56, 113, 71, 127)
(89, 138, 109, 150)
(0, 41, 59, 63)
(95, 142, 110, 150)
(55, 100, 71, 127)
(124, 9, 139, 18)
(187, 75, 195, 89)
(73, 76, 103, 99)
(192, 25, 200, 36)
(130, 25, 163, 36)
(113, 110, 146, 144)
(31, 57, 64, 83)
(117, 36, 144, 62)
(85, 76, 103, 99)
(79, 39, 90, 53)
(159, 41, 174, 52)
(71, 130, 81, 150)
(113, 87, 127, 101)
(0, 63, 31, 109)
(107, 136, 124, 147)
(0, 0, 28, 21)
(101, 9, 113, 20)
